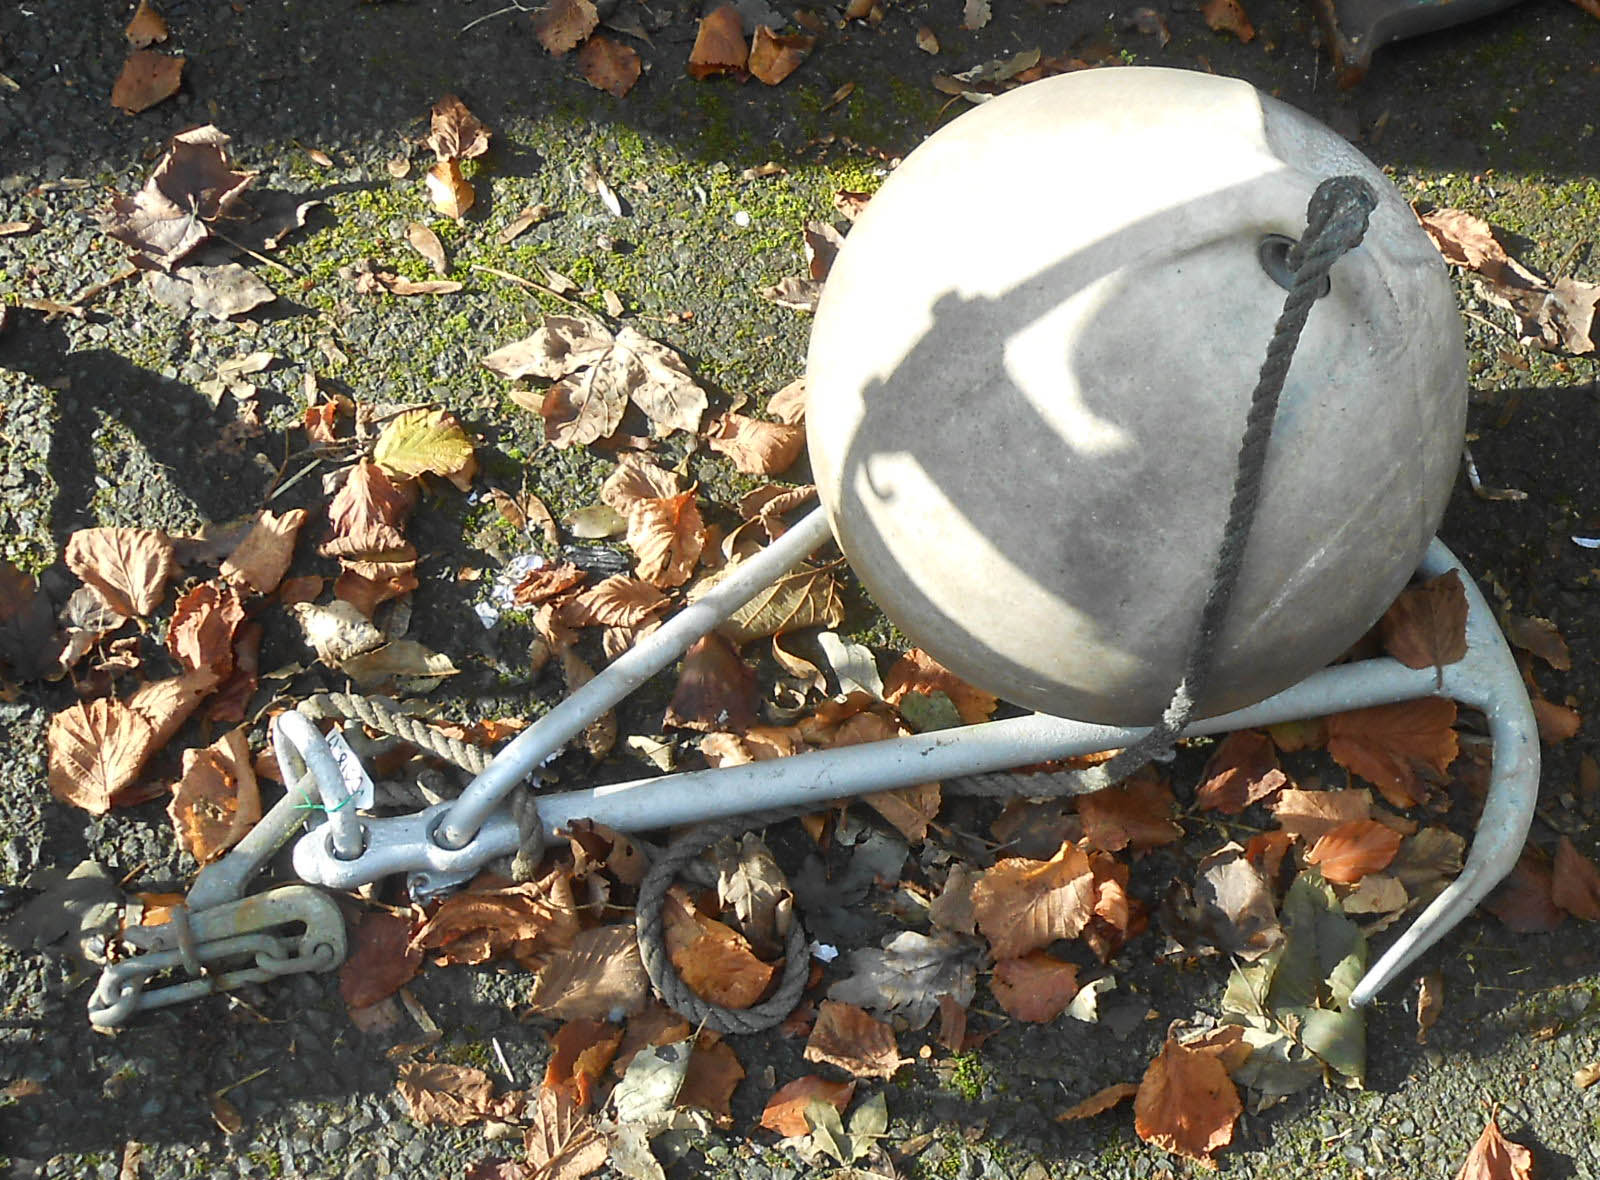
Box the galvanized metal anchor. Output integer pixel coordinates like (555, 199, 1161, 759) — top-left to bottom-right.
(88, 747, 351, 1028)
(286, 508, 1539, 1007)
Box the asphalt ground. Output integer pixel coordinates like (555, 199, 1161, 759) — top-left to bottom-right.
(1, 1, 1600, 1178)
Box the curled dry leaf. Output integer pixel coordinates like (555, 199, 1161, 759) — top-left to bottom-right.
(665, 633, 758, 733)
(759, 1076, 855, 1137)
(534, 0, 600, 56)
(990, 952, 1080, 1022)
(221, 508, 308, 595)
(425, 160, 474, 220)
(426, 94, 491, 162)
(1532, 696, 1581, 744)
(167, 727, 261, 863)
(167, 580, 245, 675)
(602, 456, 681, 514)
(704, 411, 806, 475)
(1133, 1037, 1243, 1167)
(766, 377, 808, 424)
(627, 490, 706, 588)
(971, 841, 1096, 960)
(1379, 570, 1469, 672)
(405, 221, 448, 274)
(129, 666, 222, 749)
(1416, 971, 1443, 1044)
(1058, 1082, 1139, 1122)
(1505, 615, 1572, 670)
(1326, 697, 1458, 809)
(544, 1019, 624, 1104)
(1304, 818, 1404, 885)
(1202, 0, 1255, 41)
(578, 35, 642, 98)
(329, 459, 415, 543)
(65, 527, 175, 618)
(373, 408, 477, 492)
(1454, 1114, 1534, 1180)
(688, 5, 750, 79)
(1195, 729, 1289, 814)
(412, 869, 582, 967)
(748, 27, 815, 85)
(111, 51, 184, 114)
(291, 599, 385, 666)
(802, 1000, 905, 1080)
(1484, 847, 1564, 933)
(101, 125, 255, 269)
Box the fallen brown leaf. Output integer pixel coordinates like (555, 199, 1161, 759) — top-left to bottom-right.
(990, 952, 1080, 1022)
(221, 508, 308, 595)
(1416, 971, 1443, 1044)
(665, 633, 758, 733)
(167, 580, 245, 675)
(125, 0, 169, 47)
(626, 489, 706, 588)
(971, 841, 1096, 960)
(704, 411, 805, 475)
(1505, 615, 1572, 671)
(543, 1019, 623, 1108)
(577, 35, 642, 97)
(1326, 697, 1458, 809)
(397, 1062, 500, 1127)
(426, 160, 474, 220)
(664, 892, 776, 1009)
(759, 1075, 854, 1137)
(559, 575, 671, 628)
(1552, 835, 1600, 920)
(1484, 846, 1564, 933)
(534, 0, 600, 55)
(111, 51, 184, 114)
(1271, 786, 1371, 843)
(522, 1084, 607, 1179)
(1380, 570, 1469, 672)
(167, 727, 261, 863)
(675, 1033, 746, 1122)
(1077, 770, 1183, 852)
(882, 647, 997, 725)
(411, 869, 582, 966)
(1532, 696, 1581, 744)
(1195, 729, 1290, 814)
(717, 562, 843, 644)
(688, 5, 749, 79)
(405, 221, 448, 275)
(340, 910, 423, 1010)
(526, 924, 650, 1021)
(101, 125, 255, 269)
(1202, 0, 1255, 41)
(65, 527, 174, 618)
(1304, 818, 1404, 884)
(1133, 1036, 1243, 1167)
(426, 94, 491, 161)
(748, 27, 814, 85)
(803, 1000, 905, 1079)
(1057, 1081, 1139, 1121)
(1454, 1113, 1533, 1180)
(47, 697, 159, 814)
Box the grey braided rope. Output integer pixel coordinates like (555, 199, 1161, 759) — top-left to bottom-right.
(954, 175, 1379, 801)
(635, 807, 812, 1036)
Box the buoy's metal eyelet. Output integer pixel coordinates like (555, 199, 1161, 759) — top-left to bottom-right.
(1258, 234, 1332, 299)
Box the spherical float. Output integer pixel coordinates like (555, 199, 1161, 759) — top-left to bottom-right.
(805, 67, 1466, 726)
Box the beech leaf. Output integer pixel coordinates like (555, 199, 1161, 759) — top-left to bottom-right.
(221, 508, 308, 595)
(1133, 1037, 1243, 1167)
(626, 490, 706, 588)
(990, 952, 1080, 1022)
(715, 562, 843, 644)
(64, 527, 175, 618)
(47, 698, 159, 814)
(373, 409, 477, 492)
(1454, 1114, 1534, 1180)
(425, 94, 491, 161)
(703, 411, 805, 475)
(971, 841, 1096, 960)
(802, 1001, 905, 1080)
(1326, 697, 1458, 809)
(1379, 570, 1469, 673)
(167, 727, 260, 863)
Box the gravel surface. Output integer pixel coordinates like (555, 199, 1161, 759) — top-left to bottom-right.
(2, 0, 1600, 1177)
